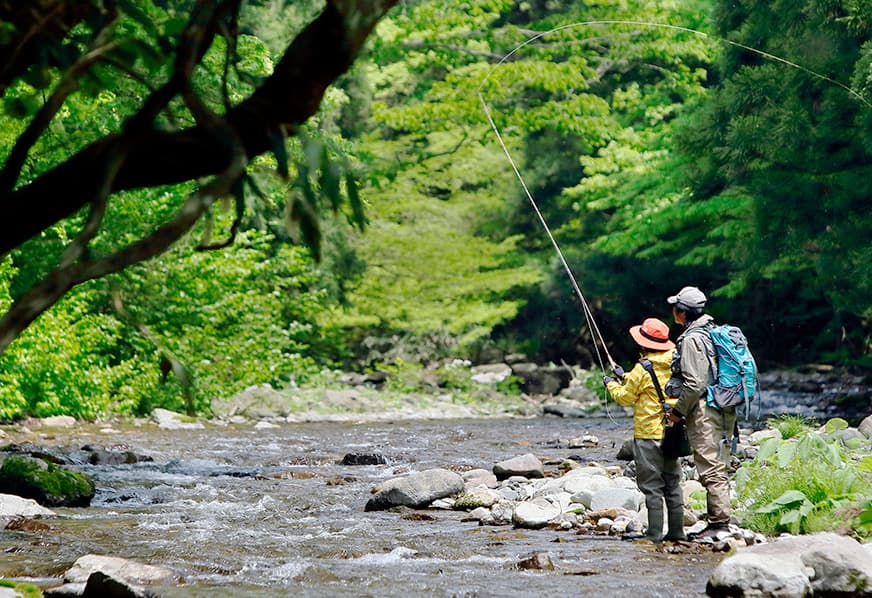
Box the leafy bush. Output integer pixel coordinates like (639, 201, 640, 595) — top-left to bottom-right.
(0, 290, 157, 421)
(736, 429, 871, 538)
(767, 414, 816, 439)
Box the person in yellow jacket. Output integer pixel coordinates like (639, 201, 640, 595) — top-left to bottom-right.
(603, 317, 686, 542)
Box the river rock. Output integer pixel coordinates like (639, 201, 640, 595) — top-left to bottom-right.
(517, 552, 554, 571)
(747, 429, 782, 445)
(470, 363, 512, 384)
(510, 362, 572, 395)
(567, 475, 613, 508)
(150, 408, 204, 430)
(0, 492, 56, 526)
(0, 456, 95, 507)
(706, 532, 872, 598)
(489, 501, 515, 525)
(63, 554, 179, 585)
(512, 498, 561, 529)
(341, 453, 387, 466)
(568, 434, 599, 448)
(462, 506, 493, 524)
(616, 438, 634, 461)
(493, 453, 544, 480)
(859, 414, 872, 439)
(682, 480, 705, 503)
(37, 416, 78, 428)
(589, 487, 643, 511)
(365, 468, 464, 511)
(832, 427, 868, 448)
(81, 571, 155, 598)
(453, 486, 502, 510)
(462, 468, 498, 489)
(82, 446, 150, 466)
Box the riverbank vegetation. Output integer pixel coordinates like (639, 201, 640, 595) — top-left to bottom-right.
(736, 416, 871, 540)
(1, 0, 872, 420)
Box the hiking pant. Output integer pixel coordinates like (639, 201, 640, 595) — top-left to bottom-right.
(685, 400, 736, 525)
(633, 439, 683, 513)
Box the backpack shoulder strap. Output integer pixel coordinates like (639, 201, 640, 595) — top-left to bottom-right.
(682, 323, 717, 383)
(640, 358, 669, 414)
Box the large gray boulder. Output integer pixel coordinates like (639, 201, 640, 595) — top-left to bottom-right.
(365, 468, 464, 511)
(707, 532, 872, 597)
(46, 554, 177, 597)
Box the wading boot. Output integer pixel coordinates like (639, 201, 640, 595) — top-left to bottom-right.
(689, 522, 729, 541)
(645, 506, 664, 543)
(663, 507, 687, 541)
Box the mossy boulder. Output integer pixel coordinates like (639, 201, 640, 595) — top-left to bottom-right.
(0, 455, 95, 507)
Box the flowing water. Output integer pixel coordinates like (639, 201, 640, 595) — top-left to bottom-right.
(1, 417, 726, 597)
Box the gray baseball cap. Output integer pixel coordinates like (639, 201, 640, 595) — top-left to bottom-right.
(667, 286, 707, 309)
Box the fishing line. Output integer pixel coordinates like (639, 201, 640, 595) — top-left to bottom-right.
(477, 20, 871, 108)
(477, 18, 871, 416)
(478, 96, 613, 374)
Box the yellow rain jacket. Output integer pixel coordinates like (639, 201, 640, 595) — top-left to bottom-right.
(605, 349, 677, 440)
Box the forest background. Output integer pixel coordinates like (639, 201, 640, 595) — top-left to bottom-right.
(1, 0, 871, 420)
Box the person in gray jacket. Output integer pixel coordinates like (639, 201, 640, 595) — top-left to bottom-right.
(665, 286, 736, 540)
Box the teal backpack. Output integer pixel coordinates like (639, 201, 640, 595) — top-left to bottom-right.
(704, 324, 759, 417)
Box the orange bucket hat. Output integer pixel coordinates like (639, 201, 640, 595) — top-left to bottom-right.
(629, 317, 675, 351)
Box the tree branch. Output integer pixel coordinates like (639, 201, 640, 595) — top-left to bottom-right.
(0, 148, 247, 355)
(0, 0, 399, 257)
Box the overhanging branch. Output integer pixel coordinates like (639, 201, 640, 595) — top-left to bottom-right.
(0, 0, 399, 257)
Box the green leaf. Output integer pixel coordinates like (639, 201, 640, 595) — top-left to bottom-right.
(824, 418, 850, 433)
(772, 490, 809, 506)
(345, 172, 367, 230)
(776, 441, 797, 468)
(286, 191, 321, 261)
(319, 148, 342, 213)
(779, 510, 802, 526)
(270, 131, 290, 179)
(757, 437, 781, 462)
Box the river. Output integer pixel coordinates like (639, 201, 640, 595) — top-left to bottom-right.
(0, 416, 731, 597)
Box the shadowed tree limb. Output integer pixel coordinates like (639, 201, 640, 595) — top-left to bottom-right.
(0, 0, 399, 257)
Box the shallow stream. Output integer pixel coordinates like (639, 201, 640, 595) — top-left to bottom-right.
(1, 417, 727, 597)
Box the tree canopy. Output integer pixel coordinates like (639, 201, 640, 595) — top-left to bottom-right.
(2, 0, 871, 421)
(0, 0, 397, 352)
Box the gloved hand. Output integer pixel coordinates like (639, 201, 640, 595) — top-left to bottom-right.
(611, 364, 625, 382)
(602, 376, 615, 387)
(666, 408, 684, 423)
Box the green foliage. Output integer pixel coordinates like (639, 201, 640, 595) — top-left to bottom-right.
(736, 429, 871, 537)
(688, 489, 708, 512)
(0, 290, 153, 421)
(768, 414, 816, 440)
(0, 579, 42, 598)
(116, 230, 328, 414)
(5, 0, 872, 424)
(860, 498, 872, 530)
(824, 417, 851, 434)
